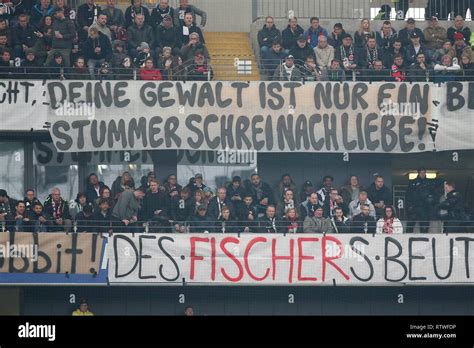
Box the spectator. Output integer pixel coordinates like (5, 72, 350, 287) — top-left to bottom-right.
(304, 17, 328, 49)
(207, 187, 234, 220)
(314, 34, 334, 70)
(33, 15, 53, 65)
(391, 54, 406, 82)
(405, 31, 430, 67)
(290, 34, 315, 67)
(114, 55, 134, 79)
(272, 54, 302, 81)
(178, 11, 205, 48)
(103, 0, 125, 38)
(340, 176, 364, 204)
(72, 299, 94, 316)
(349, 190, 376, 218)
(350, 204, 376, 234)
(170, 53, 187, 80)
(154, 14, 179, 55)
(423, 16, 446, 50)
(328, 22, 345, 49)
(376, 206, 403, 234)
(11, 14, 37, 59)
(184, 305, 194, 316)
(93, 186, 114, 210)
(48, 7, 75, 67)
(277, 174, 298, 199)
(408, 52, 429, 82)
(0, 189, 16, 223)
(300, 55, 321, 81)
(43, 187, 72, 232)
(84, 26, 112, 79)
(398, 18, 424, 48)
(320, 58, 345, 82)
(174, 0, 206, 28)
(20, 48, 40, 75)
(134, 41, 151, 67)
(94, 198, 112, 233)
(438, 180, 467, 233)
(376, 21, 398, 55)
(0, 48, 13, 78)
(433, 54, 461, 82)
(127, 13, 154, 59)
(335, 33, 357, 77)
(384, 39, 404, 68)
(354, 18, 376, 49)
(187, 50, 212, 80)
(30, 0, 54, 28)
(454, 32, 474, 62)
(258, 205, 283, 233)
(98, 61, 113, 79)
(432, 40, 455, 65)
(170, 187, 194, 232)
(303, 206, 333, 233)
(226, 176, 246, 203)
(85, 173, 106, 203)
(331, 207, 350, 233)
(364, 59, 391, 81)
(460, 53, 474, 81)
(249, 173, 275, 217)
(262, 39, 286, 77)
(111, 172, 135, 200)
(90, 12, 112, 42)
(257, 16, 281, 56)
(238, 194, 258, 233)
(374, 4, 392, 20)
(448, 15, 471, 45)
(367, 175, 393, 219)
(193, 189, 205, 212)
(124, 0, 150, 29)
(282, 207, 302, 234)
(112, 188, 145, 232)
(317, 175, 333, 203)
(281, 16, 304, 51)
(70, 192, 90, 220)
(163, 174, 182, 197)
(111, 39, 126, 67)
(150, 0, 175, 29)
(323, 188, 349, 218)
(46, 51, 65, 79)
(276, 188, 299, 218)
(180, 31, 209, 63)
(66, 56, 89, 79)
(77, 0, 101, 44)
(26, 202, 48, 232)
(186, 173, 207, 194)
(299, 180, 314, 203)
(54, 0, 72, 19)
(299, 192, 323, 221)
(75, 204, 95, 232)
(23, 189, 40, 212)
(139, 57, 162, 80)
(357, 37, 384, 74)
(189, 205, 212, 233)
(141, 179, 169, 223)
(393, 0, 412, 20)
(214, 205, 238, 233)
(6, 200, 27, 232)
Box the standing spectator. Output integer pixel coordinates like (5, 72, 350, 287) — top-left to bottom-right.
(438, 181, 467, 233)
(124, 0, 150, 29)
(354, 18, 376, 49)
(290, 34, 315, 66)
(207, 187, 234, 220)
(127, 13, 154, 59)
(112, 188, 145, 232)
(404, 31, 430, 67)
(391, 54, 406, 82)
(376, 206, 403, 234)
(177, 11, 205, 47)
(54, 0, 71, 19)
(84, 27, 112, 79)
(299, 192, 323, 221)
(150, 0, 175, 29)
(392, 0, 413, 20)
(281, 16, 304, 52)
(341, 176, 364, 205)
(85, 173, 106, 203)
(90, 12, 112, 42)
(258, 205, 283, 233)
(367, 175, 393, 219)
(261, 39, 286, 77)
(111, 171, 135, 200)
(77, 0, 101, 44)
(43, 187, 72, 232)
(423, 16, 446, 50)
(321, 58, 345, 82)
(272, 54, 302, 81)
(398, 18, 424, 48)
(303, 206, 333, 234)
(276, 189, 299, 218)
(103, 0, 125, 39)
(141, 179, 169, 223)
(94, 198, 112, 233)
(0, 189, 15, 223)
(23, 189, 40, 212)
(323, 188, 349, 218)
(30, 0, 54, 28)
(155, 14, 179, 55)
(331, 207, 350, 233)
(376, 21, 398, 55)
(34, 15, 53, 65)
(139, 57, 163, 80)
(408, 52, 429, 82)
(453, 32, 474, 62)
(48, 7, 75, 67)
(304, 17, 328, 49)
(258, 16, 281, 56)
(179, 31, 209, 62)
(350, 204, 376, 234)
(335, 33, 357, 77)
(170, 187, 194, 232)
(25, 202, 48, 232)
(238, 194, 258, 233)
(282, 208, 302, 234)
(12, 14, 36, 59)
(174, 0, 206, 28)
(349, 191, 376, 218)
(328, 22, 345, 49)
(249, 173, 275, 217)
(317, 175, 333, 203)
(314, 35, 334, 70)
(277, 173, 298, 199)
(448, 16, 471, 46)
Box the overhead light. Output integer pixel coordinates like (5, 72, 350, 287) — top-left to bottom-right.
(408, 172, 437, 180)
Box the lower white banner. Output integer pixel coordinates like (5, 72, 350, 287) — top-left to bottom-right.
(107, 233, 474, 285)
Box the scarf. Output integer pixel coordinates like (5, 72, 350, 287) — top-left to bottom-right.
(383, 217, 394, 234)
(51, 200, 62, 219)
(287, 218, 298, 233)
(367, 47, 378, 66)
(283, 63, 295, 80)
(340, 44, 355, 64)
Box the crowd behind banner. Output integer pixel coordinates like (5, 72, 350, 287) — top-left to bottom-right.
(0, 168, 471, 235)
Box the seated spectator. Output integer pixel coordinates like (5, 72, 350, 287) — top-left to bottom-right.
(111, 172, 135, 200)
(454, 32, 473, 62)
(314, 35, 334, 70)
(272, 54, 302, 81)
(98, 61, 113, 79)
(460, 54, 474, 81)
(248, 173, 275, 217)
(174, 0, 207, 28)
(30, 0, 54, 29)
(163, 174, 182, 197)
(103, 0, 125, 39)
(94, 198, 112, 233)
(433, 54, 461, 82)
(48, 7, 75, 67)
(423, 16, 447, 50)
(0, 49, 14, 79)
(23, 189, 40, 213)
(156, 46, 173, 78)
(70, 192, 90, 220)
(321, 58, 345, 82)
(141, 179, 170, 231)
(278, 174, 298, 199)
(186, 173, 207, 194)
(367, 175, 393, 219)
(0, 31, 10, 54)
(364, 59, 391, 81)
(335, 34, 357, 78)
(139, 57, 163, 80)
(408, 52, 429, 82)
(398, 18, 424, 48)
(207, 187, 234, 220)
(303, 206, 333, 233)
(187, 50, 213, 81)
(47, 51, 65, 80)
(432, 40, 455, 65)
(170, 187, 194, 233)
(316, 175, 333, 203)
(111, 40, 126, 67)
(384, 39, 405, 68)
(376, 206, 403, 234)
(150, 0, 175, 29)
(180, 31, 209, 63)
(124, 0, 150, 28)
(95, 186, 115, 211)
(190, 205, 212, 233)
(261, 39, 286, 77)
(7, 200, 28, 232)
(299, 180, 315, 203)
(202, 188, 212, 209)
(276, 188, 299, 218)
(350, 204, 376, 234)
(170, 53, 187, 80)
(323, 188, 349, 218)
(66, 56, 89, 80)
(214, 206, 239, 233)
(133, 41, 152, 67)
(258, 205, 283, 233)
(300, 56, 321, 82)
(0, 189, 15, 223)
(112, 188, 145, 232)
(354, 18, 376, 49)
(405, 31, 430, 67)
(330, 207, 350, 233)
(290, 34, 315, 67)
(281, 16, 304, 52)
(84, 27, 112, 79)
(391, 54, 407, 82)
(33, 15, 53, 65)
(25, 202, 48, 232)
(349, 191, 376, 218)
(376, 20, 398, 55)
(328, 22, 345, 49)
(20, 48, 41, 76)
(299, 192, 323, 221)
(76, 0, 101, 44)
(357, 37, 384, 77)
(226, 176, 246, 204)
(193, 189, 205, 212)
(115, 55, 134, 79)
(448, 15, 471, 45)
(75, 204, 95, 232)
(90, 12, 112, 42)
(238, 194, 258, 233)
(11, 14, 37, 59)
(154, 14, 179, 55)
(72, 299, 94, 316)
(340, 175, 364, 204)
(258, 16, 281, 56)
(282, 207, 302, 234)
(43, 187, 72, 232)
(304, 17, 328, 49)
(178, 11, 205, 47)
(127, 13, 154, 59)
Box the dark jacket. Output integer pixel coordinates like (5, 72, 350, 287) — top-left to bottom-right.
(207, 197, 235, 220)
(438, 190, 467, 221)
(85, 181, 106, 204)
(141, 191, 169, 221)
(281, 24, 304, 50)
(124, 5, 150, 28)
(237, 203, 258, 232)
(43, 195, 71, 221)
(84, 32, 112, 61)
(248, 182, 275, 214)
(290, 43, 316, 65)
(398, 27, 425, 48)
(93, 209, 112, 233)
(177, 24, 205, 46)
(331, 217, 351, 233)
(299, 200, 323, 221)
(75, 212, 95, 232)
(282, 217, 303, 233)
(406, 176, 443, 210)
(173, 4, 207, 28)
(408, 62, 429, 82)
(447, 26, 472, 45)
(127, 24, 155, 51)
(150, 5, 175, 29)
(189, 213, 212, 233)
(262, 47, 286, 76)
(258, 25, 281, 48)
(170, 196, 195, 222)
(12, 24, 37, 49)
(351, 213, 376, 234)
(226, 184, 247, 201)
(323, 199, 349, 218)
(77, 3, 101, 29)
(51, 17, 76, 49)
(214, 216, 239, 233)
(367, 184, 393, 207)
(404, 44, 431, 66)
(376, 28, 398, 53)
(30, 4, 54, 28)
(154, 23, 179, 49)
(257, 216, 284, 233)
(24, 197, 41, 212)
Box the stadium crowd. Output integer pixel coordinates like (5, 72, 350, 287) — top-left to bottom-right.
(0, 0, 213, 80)
(0, 168, 470, 234)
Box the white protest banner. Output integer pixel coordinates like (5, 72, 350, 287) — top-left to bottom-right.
(107, 233, 474, 285)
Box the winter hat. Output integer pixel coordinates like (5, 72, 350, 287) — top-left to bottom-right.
(189, 32, 200, 39)
(138, 42, 150, 51)
(25, 48, 35, 56)
(112, 39, 125, 50)
(454, 32, 465, 41)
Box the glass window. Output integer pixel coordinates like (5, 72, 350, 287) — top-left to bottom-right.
(0, 142, 24, 200)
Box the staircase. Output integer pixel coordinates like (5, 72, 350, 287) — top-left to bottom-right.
(205, 32, 261, 81)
